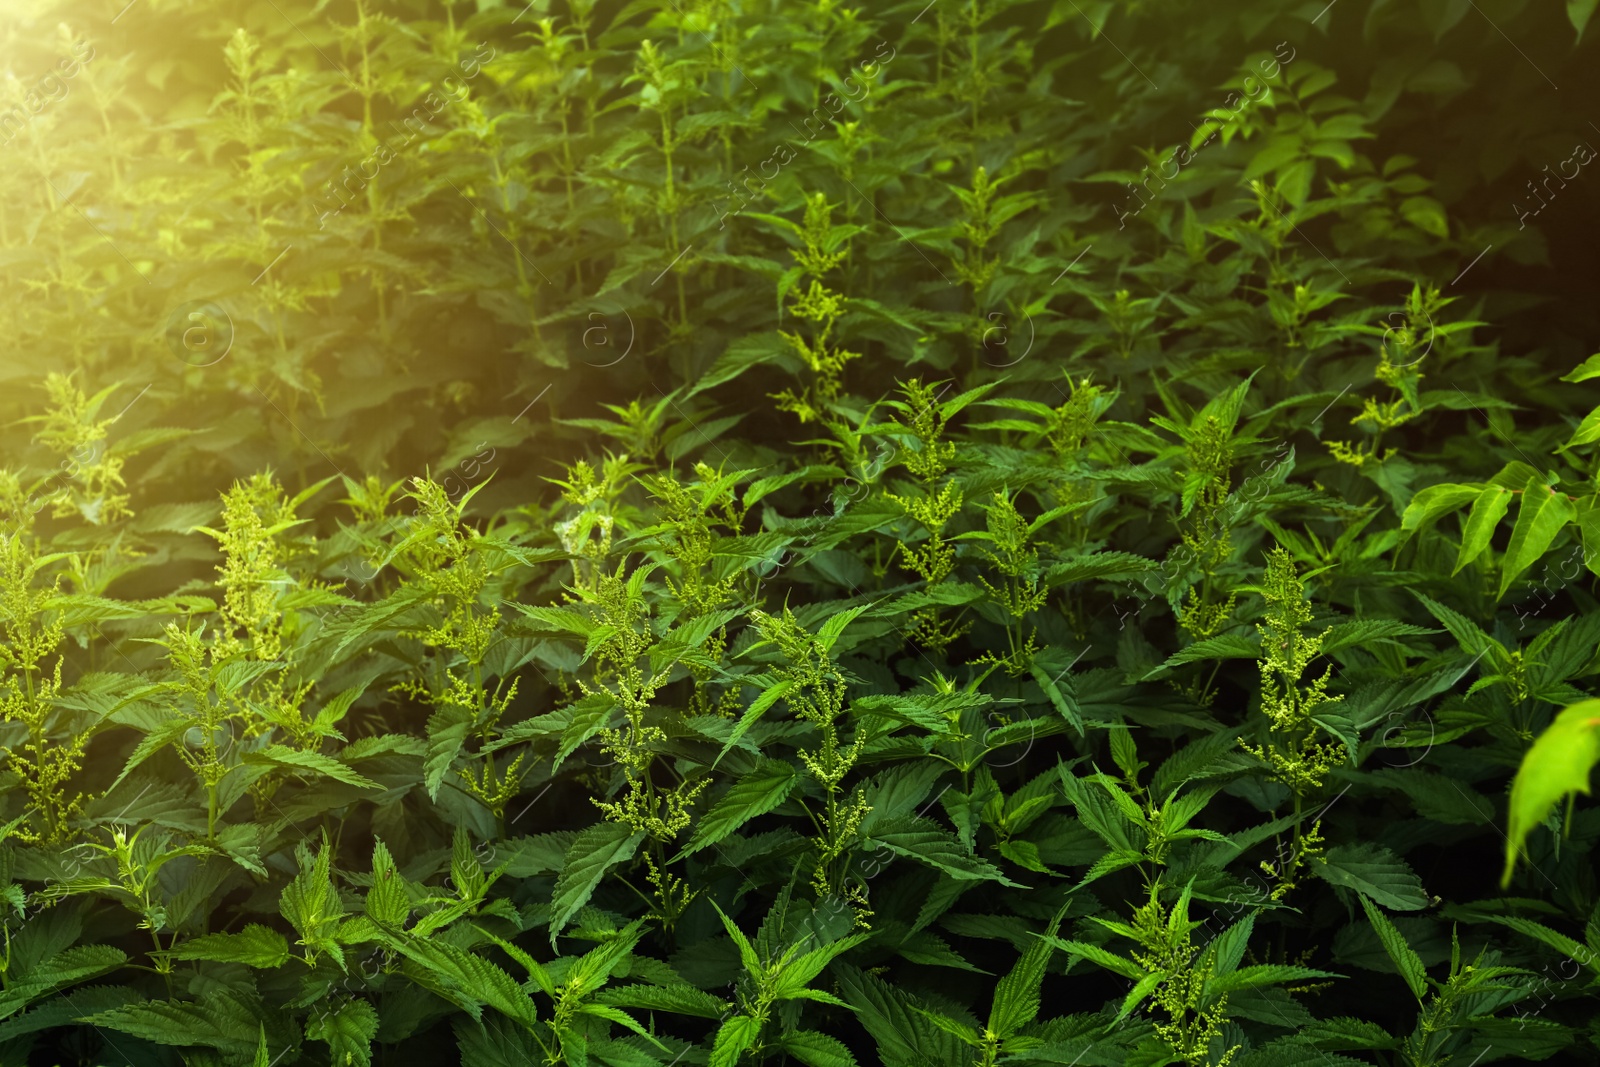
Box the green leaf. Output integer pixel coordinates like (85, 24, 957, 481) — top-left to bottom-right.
(0, 946, 129, 1021)
(306, 997, 379, 1067)
(1480, 462, 1538, 492)
(1313, 844, 1429, 910)
(575, 1002, 664, 1047)
(550, 822, 645, 942)
(1413, 592, 1500, 660)
(1365, 770, 1494, 824)
(1043, 552, 1158, 586)
(996, 839, 1050, 873)
(1503, 698, 1600, 887)
(1143, 634, 1260, 677)
(1205, 964, 1340, 995)
(1483, 915, 1599, 974)
(679, 760, 797, 859)
(815, 602, 872, 653)
(1579, 500, 1600, 577)
(853, 690, 994, 733)
(1400, 483, 1479, 532)
(104, 716, 193, 796)
(1030, 664, 1084, 735)
(915, 1007, 982, 1045)
(1358, 896, 1428, 1000)
(0, 985, 142, 1041)
(84, 990, 263, 1054)
(1399, 195, 1448, 237)
(1116, 970, 1166, 1023)
(866, 817, 1024, 886)
(988, 931, 1058, 1039)
(396, 939, 539, 1031)
(595, 984, 731, 1019)
(42, 594, 146, 628)
(1561, 353, 1600, 382)
(1570, 0, 1599, 41)
(775, 1030, 858, 1067)
(492, 833, 575, 877)
(563, 918, 648, 999)
(241, 744, 379, 790)
(711, 901, 762, 976)
(166, 925, 289, 969)
(552, 693, 616, 771)
(424, 704, 475, 801)
(709, 1015, 761, 1067)
(834, 964, 970, 1065)
(1497, 476, 1576, 597)
(279, 837, 345, 967)
(772, 933, 871, 1000)
(687, 332, 788, 400)
(1322, 620, 1440, 656)
(1452, 486, 1512, 576)
(510, 604, 597, 638)
(214, 822, 269, 877)
(1293, 1016, 1399, 1050)
(1243, 136, 1304, 181)
(453, 1013, 544, 1065)
(365, 840, 411, 928)
(714, 677, 795, 769)
(1045, 937, 1146, 981)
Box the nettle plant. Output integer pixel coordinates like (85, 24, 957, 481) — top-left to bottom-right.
(0, 371, 1596, 1066)
(0, 318, 1594, 1055)
(0, 0, 1598, 1063)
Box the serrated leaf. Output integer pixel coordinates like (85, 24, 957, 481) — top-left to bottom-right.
(713, 678, 795, 768)
(1313, 844, 1428, 910)
(1030, 664, 1084, 735)
(1358, 896, 1428, 1000)
(166, 925, 289, 969)
(396, 938, 538, 1031)
(1323, 620, 1440, 655)
(1483, 915, 1598, 974)
(279, 838, 345, 968)
(0, 945, 129, 1021)
(679, 760, 797, 858)
(424, 704, 474, 801)
(242, 745, 379, 790)
(84, 990, 261, 1053)
(1205, 964, 1340, 995)
(865, 817, 1023, 886)
(595, 983, 730, 1019)
(550, 823, 645, 942)
(307, 997, 379, 1067)
(988, 929, 1058, 1039)
(772, 933, 871, 1002)
(775, 1030, 858, 1067)
(0, 985, 143, 1041)
(365, 840, 410, 927)
(709, 1015, 761, 1067)
(1498, 477, 1577, 598)
(1144, 634, 1259, 677)
(833, 964, 969, 1066)
(1047, 937, 1146, 981)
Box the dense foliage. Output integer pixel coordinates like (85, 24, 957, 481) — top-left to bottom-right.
(1, 0, 1600, 1064)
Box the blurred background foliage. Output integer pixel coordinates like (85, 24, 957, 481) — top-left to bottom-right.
(0, 0, 1594, 508)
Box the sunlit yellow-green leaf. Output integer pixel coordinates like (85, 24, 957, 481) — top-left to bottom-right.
(1503, 700, 1600, 887)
